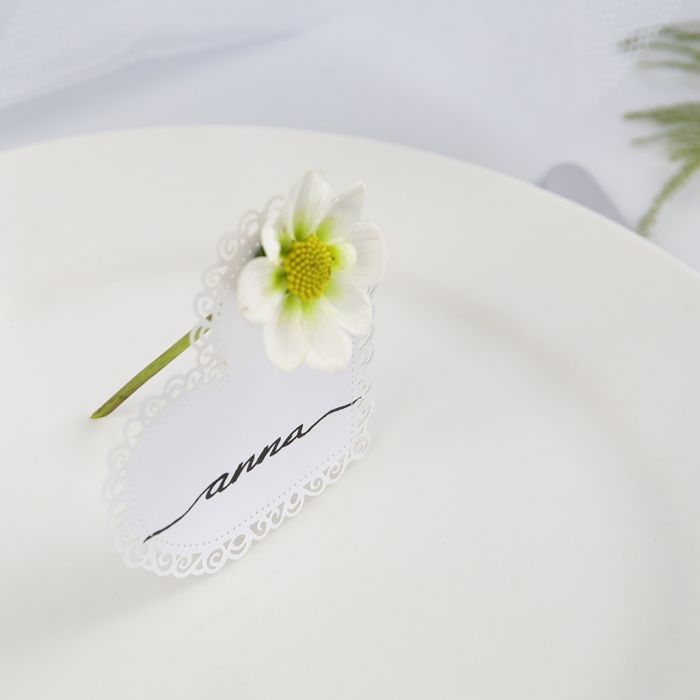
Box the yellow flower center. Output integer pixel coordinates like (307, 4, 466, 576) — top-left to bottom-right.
(282, 235, 334, 301)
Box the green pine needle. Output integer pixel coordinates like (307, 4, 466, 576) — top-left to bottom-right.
(659, 25, 700, 43)
(622, 24, 700, 235)
(637, 156, 700, 235)
(638, 59, 700, 74)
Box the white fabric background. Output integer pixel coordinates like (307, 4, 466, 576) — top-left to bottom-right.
(1, 0, 700, 268)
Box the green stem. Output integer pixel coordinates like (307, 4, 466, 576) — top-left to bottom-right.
(91, 318, 210, 419)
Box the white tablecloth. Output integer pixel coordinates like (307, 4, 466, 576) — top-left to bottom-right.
(1, 0, 700, 268)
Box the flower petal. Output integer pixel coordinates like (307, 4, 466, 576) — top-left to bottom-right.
(344, 221, 387, 287)
(305, 307, 353, 372)
(317, 181, 365, 242)
(261, 209, 283, 263)
(277, 179, 300, 238)
(330, 241, 358, 270)
(237, 257, 284, 324)
(319, 276, 372, 336)
(286, 171, 334, 239)
(263, 296, 308, 371)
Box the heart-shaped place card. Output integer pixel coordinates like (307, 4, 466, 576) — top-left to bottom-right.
(102, 173, 384, 577)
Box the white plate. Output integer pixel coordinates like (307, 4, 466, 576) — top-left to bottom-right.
(1, 127, 699, 699)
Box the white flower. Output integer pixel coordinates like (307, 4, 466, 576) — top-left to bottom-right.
(237, 171, 387, 372)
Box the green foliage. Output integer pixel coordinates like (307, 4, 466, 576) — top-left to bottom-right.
(623, 24, 700, 235)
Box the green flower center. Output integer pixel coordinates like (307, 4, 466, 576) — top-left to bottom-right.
(282, 235, 334, 301)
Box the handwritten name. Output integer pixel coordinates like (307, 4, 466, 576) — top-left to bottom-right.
(143, 397, 359, 542)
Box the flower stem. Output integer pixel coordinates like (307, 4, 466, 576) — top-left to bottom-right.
(90, 318, 210, 419)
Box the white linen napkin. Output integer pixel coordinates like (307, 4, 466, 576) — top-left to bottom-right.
(0, 0, 333, 108)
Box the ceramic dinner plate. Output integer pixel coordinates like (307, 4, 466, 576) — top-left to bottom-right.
(1, 127, 699, 699)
